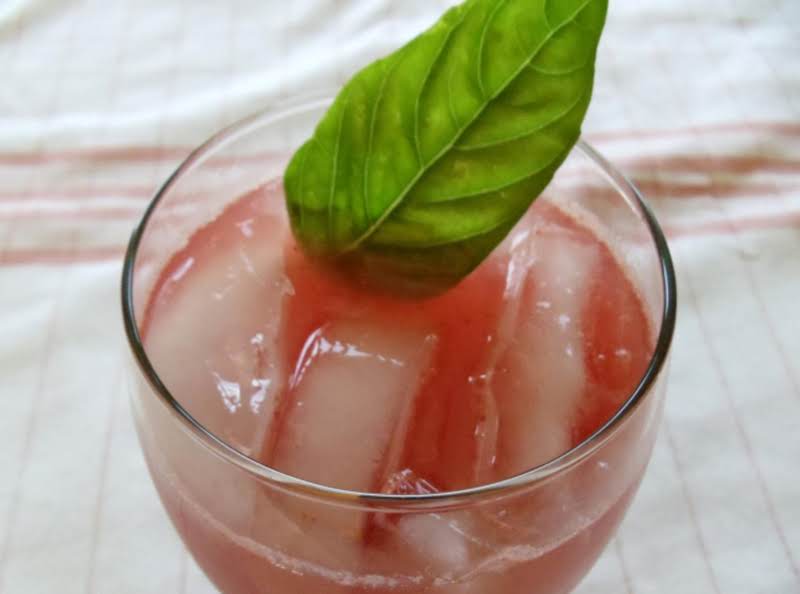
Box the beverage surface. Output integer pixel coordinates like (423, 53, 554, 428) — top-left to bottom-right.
(143, 180, 652, 494)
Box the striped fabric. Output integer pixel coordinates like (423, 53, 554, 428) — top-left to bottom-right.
(0, 1, 798, 593)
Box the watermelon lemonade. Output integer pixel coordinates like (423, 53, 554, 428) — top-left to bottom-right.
(123, 102, 675, 594)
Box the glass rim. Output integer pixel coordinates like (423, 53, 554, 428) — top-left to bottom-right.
(121, 96, 677, 512)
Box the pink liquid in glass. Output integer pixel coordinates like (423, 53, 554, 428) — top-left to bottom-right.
(137, 180, 655, 594)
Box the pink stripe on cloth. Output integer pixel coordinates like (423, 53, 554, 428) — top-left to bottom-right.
(0, 206, 143, 221)
(0, 247, 125, 266)
(0, 147, 286, 167)
(0, 187, 154, 202)
(0, 120, 797, 166)
(0, 206, 798, 268)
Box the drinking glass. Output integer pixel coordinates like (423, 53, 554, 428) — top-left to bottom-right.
(121, 95, 676, 594)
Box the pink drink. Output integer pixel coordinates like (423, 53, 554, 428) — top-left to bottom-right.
(133, 178, 658, 594)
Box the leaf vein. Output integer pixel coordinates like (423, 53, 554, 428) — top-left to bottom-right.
(476, 0, 508, 99)
(455, 87, 590, 151)
(365, 60, 399, 227)
(416, 147, 567, 204)
(542, 0, 554, 32)
(327, 87, 350, 246)
(296, 144, 311, 237)
(528, 59, 590, 76)
(447, 67, 460, 128)
(342, 0, 598, 254)
(414, 12, 467, 167)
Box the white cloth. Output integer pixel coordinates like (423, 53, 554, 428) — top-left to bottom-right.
(1, 1, 798, 593)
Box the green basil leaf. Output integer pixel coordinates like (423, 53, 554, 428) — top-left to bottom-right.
(285, 0, 608, 295)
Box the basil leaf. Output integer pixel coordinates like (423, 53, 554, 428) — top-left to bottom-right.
(285, 0, 608, 295)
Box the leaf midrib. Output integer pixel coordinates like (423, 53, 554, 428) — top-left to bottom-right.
(455, 84, 590, 152)
(340, 0, 594, 254)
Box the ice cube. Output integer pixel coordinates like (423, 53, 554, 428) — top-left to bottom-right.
(371, 509, 499, 593)
(492, 227, 600, 478)
(399, 514, 471, 573)
(263, 317, 436, 549)
(141, 188, 291, 540)
(144, 187, 290, 458)
(270, 319, 435, 491)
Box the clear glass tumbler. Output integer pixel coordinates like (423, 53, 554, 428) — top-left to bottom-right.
(122, 96, 676, 594)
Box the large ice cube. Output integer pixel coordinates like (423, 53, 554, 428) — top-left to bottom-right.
(263, 317, 436, 549)
(270, 318, 435, 491)
(492, 225, 600, 478)
(144, 186, 291, 457)
(142, 186, 291, 539)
